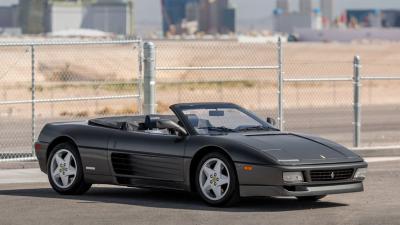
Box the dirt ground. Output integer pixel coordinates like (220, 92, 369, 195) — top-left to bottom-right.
(1, 39, 400, 118)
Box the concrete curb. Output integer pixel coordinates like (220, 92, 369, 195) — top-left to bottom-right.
(0, 161, 39, 170)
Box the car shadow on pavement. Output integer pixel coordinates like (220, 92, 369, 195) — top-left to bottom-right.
(0, 186, 348, 212)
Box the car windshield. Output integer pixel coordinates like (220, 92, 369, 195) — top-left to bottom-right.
(180, 105, 276, 134)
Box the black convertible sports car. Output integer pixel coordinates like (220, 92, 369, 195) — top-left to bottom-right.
(35, 102, 367, 206)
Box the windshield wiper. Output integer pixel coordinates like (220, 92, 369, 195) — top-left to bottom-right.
(199, 126, 237, 133)
(235, 126, 276, 132)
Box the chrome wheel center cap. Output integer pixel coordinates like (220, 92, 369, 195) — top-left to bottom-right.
(211, 175, 219, 186)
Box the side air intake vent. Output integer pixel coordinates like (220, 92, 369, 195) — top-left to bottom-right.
(111, 153, 135, 175)
(110, 152, 183, 181)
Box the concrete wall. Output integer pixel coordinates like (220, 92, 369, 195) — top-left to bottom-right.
(296, 28, 400, 42)
(274, 13, 313, 33)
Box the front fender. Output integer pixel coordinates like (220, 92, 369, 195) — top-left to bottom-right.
(185, 135, 276, 165)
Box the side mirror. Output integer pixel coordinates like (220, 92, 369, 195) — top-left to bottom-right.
(266, 117, 276, 126)
(157, 119, 188, 136)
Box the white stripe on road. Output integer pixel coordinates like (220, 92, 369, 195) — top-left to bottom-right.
(0, 157, 399, 184)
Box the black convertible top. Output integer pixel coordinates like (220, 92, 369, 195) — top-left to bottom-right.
(88, 115, 179, 131)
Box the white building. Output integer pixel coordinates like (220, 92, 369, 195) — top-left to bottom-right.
(50, 0, 135, 36)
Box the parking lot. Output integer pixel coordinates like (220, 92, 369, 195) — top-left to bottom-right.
(0, 158, 398, 225)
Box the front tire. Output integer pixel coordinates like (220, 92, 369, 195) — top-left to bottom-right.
(47, 142, 91, 195)
(195, 152, 239, 206)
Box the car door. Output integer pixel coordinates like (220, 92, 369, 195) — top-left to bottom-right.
(108, 130, 186, 190)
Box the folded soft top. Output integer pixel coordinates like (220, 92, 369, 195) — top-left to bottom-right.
(88, 115, 179, 131)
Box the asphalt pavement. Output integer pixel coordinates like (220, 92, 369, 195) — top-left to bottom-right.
(0, 158, 399, 225)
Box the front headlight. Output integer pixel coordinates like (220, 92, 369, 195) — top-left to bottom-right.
(283, 172, 304, 183)
(354, 168, 367, 180)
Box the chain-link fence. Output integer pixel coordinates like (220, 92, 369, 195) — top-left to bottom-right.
(0, 40, 142, 161)
(154, 39, 282, 123)
(153, 40, 400, 149)
(2, 39, 400, 162)
(282, 43, 400, 148)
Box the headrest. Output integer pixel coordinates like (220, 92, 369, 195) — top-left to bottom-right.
(145, 115, 160, 130)
(186, 114, 199, 127)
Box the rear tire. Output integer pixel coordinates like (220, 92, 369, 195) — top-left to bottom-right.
(296, 195, 326, 201)
(47, 142, 91, 195)
(195, 152, 240, 206)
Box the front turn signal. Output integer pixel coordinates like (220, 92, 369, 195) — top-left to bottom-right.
(243, 165, 253, 171)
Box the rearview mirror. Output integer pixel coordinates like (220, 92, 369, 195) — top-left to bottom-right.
(266, 117, 276, 126)
(157, 119, 188, 136)
(209, 110, 224, 117)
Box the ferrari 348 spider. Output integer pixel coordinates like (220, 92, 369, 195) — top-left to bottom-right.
(35, 102, 367, 206)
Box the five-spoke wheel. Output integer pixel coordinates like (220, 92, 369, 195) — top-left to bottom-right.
(199, 158, 230, 201)
(47, 142, 91, 195)
(50, 149, 77, 188)
(196, 152, 239, 206)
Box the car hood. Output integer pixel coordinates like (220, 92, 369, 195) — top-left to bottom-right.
(230, 132, 362, 165)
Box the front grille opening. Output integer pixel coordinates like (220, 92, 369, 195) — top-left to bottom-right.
(310, 169, 354, 182)
(284, 186, 308, 192)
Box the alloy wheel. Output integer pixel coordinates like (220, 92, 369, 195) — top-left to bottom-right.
(199, 158, 230, 201)
(50, 149, 77, 189)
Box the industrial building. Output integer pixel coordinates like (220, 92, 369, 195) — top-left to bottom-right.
(0, 0, 135, 36)
(161, 0, 235, 36)
(50, 0, 135, 35)
(295, 8, 400, 42)
(0, 3, 19, 35)
(274, 0, 333, 33)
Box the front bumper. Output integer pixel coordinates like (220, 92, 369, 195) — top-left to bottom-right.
(235, 161, 367, 197)
(240, 182, 363, 197)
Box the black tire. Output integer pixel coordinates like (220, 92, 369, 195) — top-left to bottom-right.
(195, 152, 240, 207)
(47, 142, 91, 195)
(296, 195, 326, 201)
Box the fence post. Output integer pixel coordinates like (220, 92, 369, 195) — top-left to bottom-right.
(353, 56, 361, 147)
(277, 37, 284, 130)
(137, 39, 144, 115)
(31, 45, 36, 157)
(143, 42, 156, 114)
